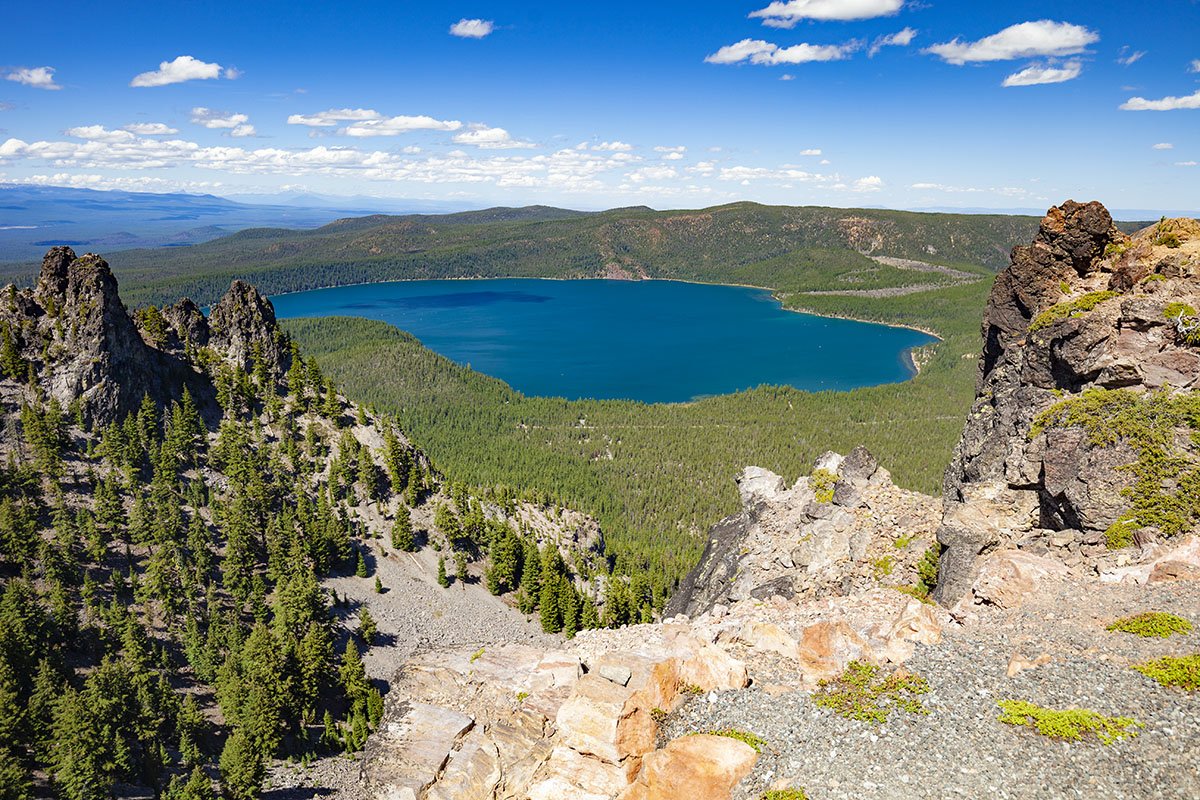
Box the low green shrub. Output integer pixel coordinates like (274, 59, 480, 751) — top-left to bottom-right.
(997, 700, 1141, 744)
(1133, 654, 1200, 690)
(706, 728, 768, 752)
(814, 661, 929, 724)
(1106, 612, 1192, 638)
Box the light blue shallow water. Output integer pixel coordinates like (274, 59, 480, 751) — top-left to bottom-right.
(270, 278, 936, 404)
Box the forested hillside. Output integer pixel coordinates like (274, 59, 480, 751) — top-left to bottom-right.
(0, 203, 1043, 307)
(286, 277, 989, 601)
(0, 249, 632, 800)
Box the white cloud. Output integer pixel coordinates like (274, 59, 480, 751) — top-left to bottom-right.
(65, 126, 136, 144)
(190, 107, 253, 136)
(0, 102, 12, 111)
(287, 108, 382, 127)
(627, 166, 678, 183)
(1177, 161, 1198, 167)
(224, 66, 243, 80)
(853, 175, 883, 192)
(706, 38, 858, 66)
(655, 146, 686, 160)
(780, 73, 795, 81)
(592, 141, 633, 151)
(1191, 59, 1200, 73)
(452, 125, 535, 149)
(4, 172, 228, 193)
(869, 27, 917, 57)
(123, 122, 179, 135)
(1117, 47, 1145, 66)
(130, 56, 227, 87)
(799, 148, 822, 156)
(925, 21, 1098, 65)
(750, 0, 903, 27)
(1121, 89, 1200, 111)
(5, 66, 61, 90)
(341, 115, 463, 136)
(1153, 142, 1174, 150)
(1002, 61, 1082, 87)
(449, 18, 494, 38)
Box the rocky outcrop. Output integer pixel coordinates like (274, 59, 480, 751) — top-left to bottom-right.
(362, 583, 947, 800)
(667, 447, 940, 618)
(936, 202, 1200, 605)
(0, 248, 296, 426)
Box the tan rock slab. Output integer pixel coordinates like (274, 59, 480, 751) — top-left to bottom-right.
(619, 734, 759, 800)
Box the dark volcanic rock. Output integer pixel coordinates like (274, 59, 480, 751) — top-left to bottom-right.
(0, 249, 295, 428)
(935, 202, 1200, 606)
(208, 280, 290, 376)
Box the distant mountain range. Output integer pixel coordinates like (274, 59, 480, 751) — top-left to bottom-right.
(0, 185, 478, 261)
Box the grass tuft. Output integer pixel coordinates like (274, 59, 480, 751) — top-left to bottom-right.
(813, 661, 929, 724)
(997, 700, 1141, 744)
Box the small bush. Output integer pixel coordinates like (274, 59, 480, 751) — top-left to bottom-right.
(1106, 612, 1192, 638)
(1029, 291, 1119, 332)
(810, 469, 836, 504)
(1133, 654, 1200, 690)
(762, 791, 809, 800)
(997, 700, 1141, 744)
(469, 646, 485, 663)
(706, 728, 768, 752)
(813, 661, 929, 724)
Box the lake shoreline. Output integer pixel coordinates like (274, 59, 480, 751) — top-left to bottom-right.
(268, 273, 948, 345)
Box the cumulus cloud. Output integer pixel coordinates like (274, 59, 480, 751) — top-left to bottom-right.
(342, 115, 463, 136)
(450, 18, 494, 38)
(799, 148, 822, 156)
(655, 146, 686, 160)
(750, 0, 903, 27)
(592, 141, 634, 151)
(130, 55, 228, 87)
(287, 108, 382, 127)
(706, 38, 858, 65)
(869, 27, 917, 57)
(452, 125, 535, 149)
(853, 175, 883, 192)
(123, 122, 179, 135)
(627, 166, 678, 183)
(1002, 61, 1082, 87)
(65, 126, 136, 144)
(925, 21, 1098, 65)
(1191, 59, 1200, 73)
(1152, 142, 1174, 150)
(1121, 89, 1200, 111)
(5, 66, 61, 90)
(190, 107, 254, 136)
(1177, 161, 1198, 167)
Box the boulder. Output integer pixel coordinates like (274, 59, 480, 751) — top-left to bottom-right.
(619, 734, 758, 800)
(967, 550, 1070, 609)
(555, 675, 656, 766)
(795, 620, 871, 684)
(365, 702, 474, 799)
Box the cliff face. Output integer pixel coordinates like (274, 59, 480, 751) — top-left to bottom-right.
(936, 202, 1200, 604)
(0, 247, 293, 427)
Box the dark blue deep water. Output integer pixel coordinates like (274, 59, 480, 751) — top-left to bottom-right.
(270, 279, 935, 403)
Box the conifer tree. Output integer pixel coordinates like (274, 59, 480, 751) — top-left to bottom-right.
(218, 727, 264, 800)
(358, 607, 378, 646)
(390, 505, 414, 551)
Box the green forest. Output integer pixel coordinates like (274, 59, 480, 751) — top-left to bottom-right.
(286, 278, 990, 601)
(0, 202, 1042, 307)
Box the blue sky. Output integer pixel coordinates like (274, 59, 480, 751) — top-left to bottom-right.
(1, 0, 1198, 212)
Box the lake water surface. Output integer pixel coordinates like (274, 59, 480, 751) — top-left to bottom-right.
(270, 278, 935, 403)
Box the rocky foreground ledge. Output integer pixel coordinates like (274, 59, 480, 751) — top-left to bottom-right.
(327, 204, 1200, 800)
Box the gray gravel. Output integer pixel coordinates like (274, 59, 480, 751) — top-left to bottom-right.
(662, 580, 1200, 800)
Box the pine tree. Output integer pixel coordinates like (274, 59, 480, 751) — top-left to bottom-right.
(165, 766, 217, 800)
(354, 550, 369, 578)
(49, 688, 110, 800)
(0, 747, 32, 800)
(373, 576, 383, 594)
(358, 607, 377, 645)
(218, 728, 264, 800)
(177, 694, 206, 766)
(436, 556, 449, 588)
(390, 505, 414, 551)
(339, 642, 370, 713)
(454, 550, 468, 584)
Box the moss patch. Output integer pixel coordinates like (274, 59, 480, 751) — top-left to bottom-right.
(997, 700, 1141, 744)
(813, 661, 929, 724)
(810, 468, 836, 504)
(1133, 654, 1200, 690)
(1106, 612, 1193, 638)
(706, 728, 768, 752)
(1030, 387, 1200, 548)
(1029, 291, 1119, 332)
(761, 791, 809, 800)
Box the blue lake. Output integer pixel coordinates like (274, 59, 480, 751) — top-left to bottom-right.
(270, 279, 936, 404)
